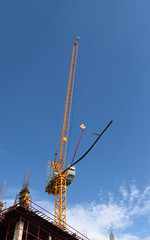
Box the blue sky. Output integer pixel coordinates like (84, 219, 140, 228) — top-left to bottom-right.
(1, 1, 150, 239)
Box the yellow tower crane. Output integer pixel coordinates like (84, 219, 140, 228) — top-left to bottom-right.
(45, 37, 80, 229)
(45, 37, 113, 230)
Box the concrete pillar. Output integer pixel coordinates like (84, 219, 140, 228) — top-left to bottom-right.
(13, 220, 24, 240)
(48, 236, 52, 240)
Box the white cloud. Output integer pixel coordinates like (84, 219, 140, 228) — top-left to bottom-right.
(67, 202, 130, 240)
(66, 184, 150, 240)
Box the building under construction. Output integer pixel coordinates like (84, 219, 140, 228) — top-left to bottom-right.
(0, 185, 89, 240)
(0, 38, 113, 240)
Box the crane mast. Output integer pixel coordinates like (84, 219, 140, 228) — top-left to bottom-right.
(45, 38, 79, 229)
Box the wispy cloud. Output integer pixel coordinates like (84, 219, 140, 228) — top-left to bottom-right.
(4, 184, 150, 240)
(119, 186, 128, 200)
(66, 184, 150, 240)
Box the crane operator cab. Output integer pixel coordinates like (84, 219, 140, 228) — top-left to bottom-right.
(45, 163, 75, 193)
(66, 165, 75, 186)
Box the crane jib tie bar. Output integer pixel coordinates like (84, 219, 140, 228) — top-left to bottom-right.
(83, 129, 100, 136)
(62, 120, 113, 174)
